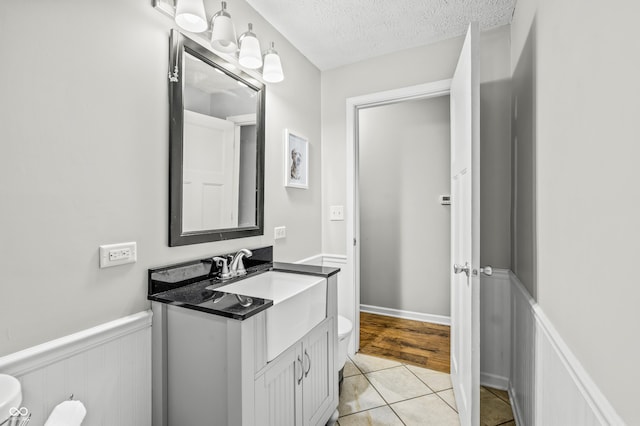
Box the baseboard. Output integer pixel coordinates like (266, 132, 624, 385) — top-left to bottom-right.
(480, 372, 509, 391)
(360, 304, 451, 326)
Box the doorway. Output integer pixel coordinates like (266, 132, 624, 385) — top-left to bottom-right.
(345, 79, 452, 354)
(358, 96, 451, 318)
(356, 95, 452, 371)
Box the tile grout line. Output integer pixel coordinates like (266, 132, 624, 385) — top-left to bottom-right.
(344, 354, 458, 423)
(402, 362, 441, 394)
(342, 357, 426, 424)
(397, 362, 459, 416)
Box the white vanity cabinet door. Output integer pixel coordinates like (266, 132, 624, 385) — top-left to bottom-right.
(302, 318, 334, 426)
(255, 318, 335, 426)
(254, 343, 303, 426)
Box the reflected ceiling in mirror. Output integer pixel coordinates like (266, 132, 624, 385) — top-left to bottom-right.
(169, 30, 265, 246)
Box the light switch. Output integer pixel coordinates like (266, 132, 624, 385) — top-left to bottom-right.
(330, 205, 344, 221)
(99, 242, 137, 268)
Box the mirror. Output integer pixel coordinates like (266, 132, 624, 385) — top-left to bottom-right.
(169, 30, 265, 246)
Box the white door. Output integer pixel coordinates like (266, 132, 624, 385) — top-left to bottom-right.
(182, 110, 240, 232)
(450, 23, 480, 426)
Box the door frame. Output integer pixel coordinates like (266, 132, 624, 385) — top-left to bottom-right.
(345, 79, 452, 353)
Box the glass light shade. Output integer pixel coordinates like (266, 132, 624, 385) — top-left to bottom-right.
(210, 2, 237, 53)
(175, 0, 208, 33)
(262, 43, 284, 83)
(238, 24, 262, 69)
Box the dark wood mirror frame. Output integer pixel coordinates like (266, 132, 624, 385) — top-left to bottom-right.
(168, 30, 265, 246)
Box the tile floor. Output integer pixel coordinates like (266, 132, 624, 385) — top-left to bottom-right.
(337, 353, 515, 426)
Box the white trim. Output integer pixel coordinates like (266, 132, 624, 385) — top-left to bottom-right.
(480, 372, 509, 391)
(321, 254, 348, 264)
(360, 304, 451, 326)
(509, 384, 527, 426)
(533, 304, 624, 425)
(0, 310, 152, 376)
(346, 79, 453, 353)
(508, 272, 625, 426)
(295, 253, 324, 265)
(508, 270, 536, 305)
(486, 268, 510, 280)
(294, 253, 348, 266)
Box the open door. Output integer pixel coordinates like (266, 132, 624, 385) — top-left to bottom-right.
(450, 22, 481, 425)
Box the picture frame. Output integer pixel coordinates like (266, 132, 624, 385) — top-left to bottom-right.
(284, 129, 309, 189)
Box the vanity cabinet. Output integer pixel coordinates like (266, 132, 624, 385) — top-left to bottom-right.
(150, 269, 338, 426)
(254, 318, 334, 426)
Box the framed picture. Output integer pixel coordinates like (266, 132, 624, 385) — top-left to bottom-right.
(284, 129, 309, 189)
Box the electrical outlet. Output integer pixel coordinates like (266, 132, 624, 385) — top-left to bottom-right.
(100, 242, 137, 268)
(274, 226, 286, 240)
(330, 205, 344, 221)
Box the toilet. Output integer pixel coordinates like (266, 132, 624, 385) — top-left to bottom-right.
(0, 374, 22, 426)
(337, 315, 353, 386)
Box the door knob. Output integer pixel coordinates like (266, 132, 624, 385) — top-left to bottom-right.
(453, 262, 470, 277)
(480, 265, 493, 276)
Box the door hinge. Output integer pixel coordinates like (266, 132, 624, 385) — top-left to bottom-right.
(353, 238, 357, 246)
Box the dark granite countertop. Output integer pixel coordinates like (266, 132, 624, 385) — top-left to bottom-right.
(272, 262, 340, 278)
(148, 248, 340, 321)
(148, 272, 273, 320)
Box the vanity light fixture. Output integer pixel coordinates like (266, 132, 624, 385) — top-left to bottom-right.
(210, 1, 237, 53)
(238, 23, 263, 69)
(262, 42, 284, 83)
(167, 1, 283, 83)
(174, 0, 208, 33)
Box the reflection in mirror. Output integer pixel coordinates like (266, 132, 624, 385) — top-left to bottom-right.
(169, 30, 265, 246)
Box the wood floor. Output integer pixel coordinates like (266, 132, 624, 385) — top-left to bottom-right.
(358, 312, 516, 425)
(358, 311, 451, 373)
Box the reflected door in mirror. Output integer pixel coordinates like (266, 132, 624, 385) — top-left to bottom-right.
(182, 110, 239, 231)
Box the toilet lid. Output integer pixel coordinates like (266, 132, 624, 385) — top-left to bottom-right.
(337, 315, 353, 338)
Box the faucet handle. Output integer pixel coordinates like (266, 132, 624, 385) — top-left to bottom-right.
(212, 256, 232, 279)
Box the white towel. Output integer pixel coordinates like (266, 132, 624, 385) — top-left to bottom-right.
(44, 400, 86, 426)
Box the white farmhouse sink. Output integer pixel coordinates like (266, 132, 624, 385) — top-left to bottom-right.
(220, 271, 327, 361)
(0, 374, 22, 424)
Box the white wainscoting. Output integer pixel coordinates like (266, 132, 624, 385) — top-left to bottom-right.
(480, 269, 511, 390)
(0, 311, 152, 426)
(509, 272, 536, 426)
(509, 272, 625, 426)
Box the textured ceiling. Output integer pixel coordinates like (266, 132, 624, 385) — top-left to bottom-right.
(245, 0, 515, 70)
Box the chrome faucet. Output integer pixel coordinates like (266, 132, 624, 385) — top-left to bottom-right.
(230, 249, 252, 276)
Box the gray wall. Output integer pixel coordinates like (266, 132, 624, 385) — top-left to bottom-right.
(359, 97, 451, 316)
(0, 0, 322, 356)
(511, 0, 640, 422)
(321, 25, 512, 269)
(511, 21, 537, 299)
